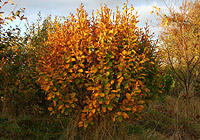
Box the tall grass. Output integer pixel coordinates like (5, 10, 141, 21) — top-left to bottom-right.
(0, 94, 199, 140)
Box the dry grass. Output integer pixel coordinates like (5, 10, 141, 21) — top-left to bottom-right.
(141, 95, 200, 140)
(0, 94, 199, 140)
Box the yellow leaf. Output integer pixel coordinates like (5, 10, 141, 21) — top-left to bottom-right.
(71, 104, 75, 108)
(165, 20, 168, 27)
(122, 112, 129, 119)
(122, 50, 126, 55)
(53, 101, 56, 107)
(132, 107, 137, 113)
(126, 93, 131, 100)
(87, 87, 95, 91)
(111, 89, 120, 93)
(93, 93, 99, 97)
(65, 104, 70, 108)
(118, 77, 124, 84)
(125, 107, 131, 111)
(89, 49, 91, 54)
(65, 64, 70, 69)
(78, 121, 83, 127)
(58, 80, 63, 84)
(47, 96, 51, 100)
(102, 106, 106, 112)
(127, 51, 131, 55)
(88, 112, 93, 117)
(100, 93, 105, 97)
(71, 58, 76, 61)
(112, 117, 116, 122)
(111, 90, 117, 93)
(92, 109, 96, 114)
(78, 69, 83, 73)
(110, 94, 116, 99)
(117, 112, 121, 116)
(105, 100, 110, 105)
(69, 69, 73, 73)
(48, 107, 53, 111)
(138, 105, 144, 111)
(44, 85, 50, 91)
(80, 63, 85, 68)
(55, 92, 60, 96)
(106, 71, 110, 76)
(58, 104, 63, 110)
(9, 0, 14, 5)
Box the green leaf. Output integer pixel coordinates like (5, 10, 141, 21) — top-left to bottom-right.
(124, 83, 128, 89)
(65, 108, 71, 115)
(118, 115, 123, 122)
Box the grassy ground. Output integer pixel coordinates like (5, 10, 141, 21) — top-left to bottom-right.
(0, 95, 199, 140)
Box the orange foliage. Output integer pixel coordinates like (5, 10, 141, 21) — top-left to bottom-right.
(36, 3, 161, 128)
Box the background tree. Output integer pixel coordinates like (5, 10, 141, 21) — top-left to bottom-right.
(156, 0, 200, 100)
(0, 0, 46, 119)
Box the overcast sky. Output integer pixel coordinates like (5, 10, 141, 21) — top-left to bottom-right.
(2, 0, 187, 38)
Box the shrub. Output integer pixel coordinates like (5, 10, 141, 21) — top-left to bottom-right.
(36, 3, 162, 128)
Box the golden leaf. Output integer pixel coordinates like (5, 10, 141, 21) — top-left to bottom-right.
(165, 20, 168, 27)
(71, 58, 76, 61)
(106, 71, 110, 76)
(125, 107, 131, 111)
(58, 104, 63, 110)
(132, 107, 137, 113)
(108, 105, 113, 111)
(80, 63, 85, 68)
(118, 77, 124, 84)
(78, 69, 83, 73)
(87, 87, 95, 91)
(100, 93, 105, 97)
(71, 104, 75, 108)
(137, 105, 144, 111)
(44, 85, 50, 91)
(65, 104, 70, 108)
(92, 109, 96, 114)
(9, 0, 14, 5)
(102, 106, 106, 112)
(111, 89, 120, 93)
(65, 64, 70, 69)
(110, 94, 116, 99)
(117, 112, 121, 116)
(48, 107, 53, 111)
(122, 112, 129, 119)
(126, 93, 131, 100)
(122, 50, 126, 55)
(78, 121, 83, 127)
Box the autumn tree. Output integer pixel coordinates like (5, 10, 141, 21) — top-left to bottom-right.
(36, 3, 163, 128)
(156, 0, 200, 99)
